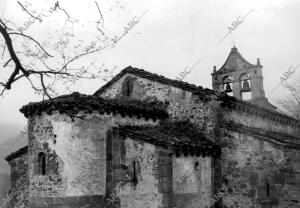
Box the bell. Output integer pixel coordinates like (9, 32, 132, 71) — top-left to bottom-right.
(224, 83, 232, 93)
(241, 80, 251, 92)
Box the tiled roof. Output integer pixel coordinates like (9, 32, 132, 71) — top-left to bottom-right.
(20, 92, 168, 120)
(115, 120, 220, 157)
(93, 66, 211, 96)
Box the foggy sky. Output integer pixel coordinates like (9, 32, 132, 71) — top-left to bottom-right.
(0, 0, 299, 136)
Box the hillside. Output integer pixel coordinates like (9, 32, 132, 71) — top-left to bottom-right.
(0, 123, 21, 145)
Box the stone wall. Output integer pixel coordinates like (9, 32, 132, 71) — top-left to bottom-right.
(227, 108, 300, 137)
(28, 113, 107, 197)
(100, 74, 220, 137)
(99, 72, 300, 208)
(0, 173, 10, 207)
(109, 131, 163, 208)
(219, 130, 300, 208)
(99, 74, 220, 208)
(106, 130, 214, 208)
(7, 152, 28, 208)
(99, 72, 300, 136)
(221, 102, 300, 208)
(173, 156, 212, 208)
(26, 111, 158, 207)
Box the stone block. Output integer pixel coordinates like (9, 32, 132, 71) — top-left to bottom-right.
(159, 182, 172, 193)
(78, 195, 91, 207)
(30, 197, 47, 206)
(64, 196, 79, 208)
(90, 195, 104, 207)
(157, 165, 172, 177)
(248, 189, 256, 198)
(249, 172, 259, 186)
(273, 172, 285, 184)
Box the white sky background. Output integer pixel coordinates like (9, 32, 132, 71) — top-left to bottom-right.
(0, 0, 300, 133)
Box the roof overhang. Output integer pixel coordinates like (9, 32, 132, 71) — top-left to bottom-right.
(114, 120, 221, 157)
(20, 92, 169, 120)
(5, 146, 28, 161)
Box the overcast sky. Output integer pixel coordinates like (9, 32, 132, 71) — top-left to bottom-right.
(0, 0, 300, 136)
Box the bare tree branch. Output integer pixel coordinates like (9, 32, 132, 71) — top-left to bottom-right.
(17, 1, 42, 22)
(277, 81, 300, 119)
(95, 1, 104, 26)
(54, 2, 70, 19)
(3, 58, 12, 67)
(0, 1, 118, 102)
(1, 41, 6, 58)
(9, 32, 53, 57)
(0, 22, 29, 89)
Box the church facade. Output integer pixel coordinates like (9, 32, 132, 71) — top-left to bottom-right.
(5, 48, 300, 208)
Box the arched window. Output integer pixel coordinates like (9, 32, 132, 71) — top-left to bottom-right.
(38, 152, 46, 175)
(223, 76, 233, 84)
(240, 74, 251, 86)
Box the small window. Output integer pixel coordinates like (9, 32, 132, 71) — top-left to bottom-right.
(128, 160, 138, 185)
(132, 161, 138, 185)
(194, 161, 199, 171)
(266, 183, 270, 197)
(122, 78, 133, 97)
(38, 152, 46, 175)
(126, 80, 131, 96)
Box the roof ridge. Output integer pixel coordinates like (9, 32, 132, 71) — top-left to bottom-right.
(93, 66, 206, 96)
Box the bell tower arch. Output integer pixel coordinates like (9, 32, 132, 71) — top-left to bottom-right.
(212, 47, 276, 111)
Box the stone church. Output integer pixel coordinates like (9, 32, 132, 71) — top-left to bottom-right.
(5, 47, 300, 208)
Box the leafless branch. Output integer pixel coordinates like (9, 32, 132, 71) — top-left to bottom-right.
(59, 43, 112, 73)
(3, 58, 12, 67)
(9, 32, 53, 57)
(17, 1, 42, 22)
(0, 21, 29, 89)
(1, 41, 6, 58)
(95, 1, 104, 26)
(276, 81, 300, 119)
(0, 6, 113, 106)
